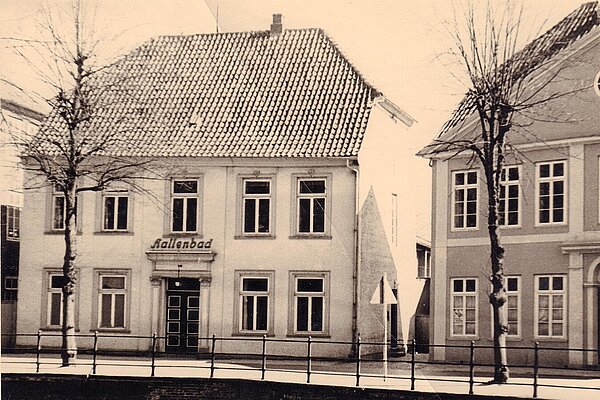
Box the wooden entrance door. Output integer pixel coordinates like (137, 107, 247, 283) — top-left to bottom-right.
(166, 278, 200, 352)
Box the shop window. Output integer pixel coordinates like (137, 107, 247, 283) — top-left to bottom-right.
(452, 171, 478, 229)
(535, 275, 566, 338)
(499, 166, 520, 226)
(242, 179, 271, 235)
(102, 191, 129, 231)
(536, 161, 566, 225)
(6, 206, 20, 240)
(451, 278, 477, 336)
(290, 272, 329, 335)
(171, 179, 199, 233)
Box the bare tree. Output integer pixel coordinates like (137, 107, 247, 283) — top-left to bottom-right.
(422, 1, 595, 383)
(6, 0, 161, 366)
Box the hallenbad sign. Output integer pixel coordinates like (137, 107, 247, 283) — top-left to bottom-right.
(150, 237, 213, 250)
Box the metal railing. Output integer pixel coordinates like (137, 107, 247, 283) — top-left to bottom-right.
(2, 331, 599, 398)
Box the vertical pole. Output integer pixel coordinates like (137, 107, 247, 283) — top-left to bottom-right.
(92, 331, 98, 375)
(355, 334, 361, 387)
(469, 341, 475, 395)
(533, 342, 539, 398)
(36, 330, 42, 373)
(261, 335, 267, 380)
(210, 334, 216, 379)
(150, 332, 157, 377)
(383, 303, 388, 381)
(306, 336, 312, 384)
(390, 284, 399, 355)
(410, 339, 416, 390)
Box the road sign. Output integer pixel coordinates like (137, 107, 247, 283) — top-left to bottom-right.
(370, 273, 398, 305)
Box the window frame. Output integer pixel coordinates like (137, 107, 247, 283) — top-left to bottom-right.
(288, 271, 330, 337)
(450, 277, 478, 338)
(237, 176, 275, 238)
(233, 271, 274, 336)
(168, 178, 202, 235)
(51, 185, 66, 231)
(291, 174, 332, 238)
(534, 274, 567, 339)
(92, 269, 131, 332)
(498, 166, 521, 228)
(489, 276, 521, 339)
(6, 205, 20, 240)
(535, 160, 567, 226)
(40, 269, 79, 331)
(101, 190, 130, 232)
(2, 275, 18, 301)
(451, 170, 479, 231)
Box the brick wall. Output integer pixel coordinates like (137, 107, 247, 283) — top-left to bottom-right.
(2, 374, 523, 400)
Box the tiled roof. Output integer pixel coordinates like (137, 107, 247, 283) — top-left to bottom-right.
(42, 28, 380, 158)
(418, 1, 599, 157)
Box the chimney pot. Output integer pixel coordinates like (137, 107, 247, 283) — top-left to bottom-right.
(271, 14, 283, 35)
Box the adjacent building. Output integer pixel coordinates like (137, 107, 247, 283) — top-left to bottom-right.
(15, 17, 422, 357)
(1, 80, 46, 347)
(419, 3, 600, 366)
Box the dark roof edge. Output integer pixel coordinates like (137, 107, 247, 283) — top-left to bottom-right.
(1, 99, 46, 121)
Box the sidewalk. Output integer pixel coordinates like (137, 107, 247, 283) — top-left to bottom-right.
(1, 353, 599, 400)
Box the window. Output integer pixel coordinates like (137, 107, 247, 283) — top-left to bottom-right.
(6, 206, 20, 240)
(391, 193, 398, 245)
(2, 276, 18, 301)
(52, 185, 66, 230)
(452, 171, 478, 229)
(296, 178, 327, 235)
(98, 274, 127, 329)
(490, 277, 520, 337)
(535, 275, 566, 338)
(499, 167, 520, 226)
(238, 275, 271, 333)
(290, 272, 329, 335)
(451, 278, 477, 336)
(417, 246, 431, 279)
(47, 273, 64, 327)
(242, 179, 271, 235)
(102, 191, 129, 231)
(537, 161, 566, 224)
(171, 179, 199, 233)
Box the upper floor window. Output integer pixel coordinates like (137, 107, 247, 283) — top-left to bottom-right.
(499, 166, 520, 226)
(6, 206, 20, 240)
(535, 275, 566, 338)
(536, 161, 566, 225)
(242, 179, 271, 235)
(171, 179, 199, 233)
(452, 171, 478, 229)
(52, 185, 66, 230)
(102, 191, 129, 231)
(296, 178, 326, 235)
(451, 278, 477, 336)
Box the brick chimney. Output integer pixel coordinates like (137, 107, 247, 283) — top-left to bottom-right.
(270, 14, 283, 35)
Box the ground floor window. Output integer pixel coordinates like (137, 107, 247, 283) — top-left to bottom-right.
(235, 271, 273, 335)
(47, 273, 64, 327)
(2, 276, 18, 301)
(290, 272, 329, 335)
(535, 275, 566, 338)
(95, 271, 129, 330)
(451, 278, 477, 336)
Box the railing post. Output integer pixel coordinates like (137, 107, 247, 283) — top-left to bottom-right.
(210, 334, 217, 379)
(533, 342, 539, 398)
(468, 341, 475, 395)
(92, 331, 99, 375)
(410, 339, 416, 390)
(355, 334, 361, 387)
(35, 330, 42, 373)
(306, 336, 312, 384)
(261, 335, 267, 380)
(150, 332, 157, 377)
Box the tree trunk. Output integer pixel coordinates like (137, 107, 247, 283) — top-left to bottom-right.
(487, 169, 509, 383)
(61, 184, 78, 366)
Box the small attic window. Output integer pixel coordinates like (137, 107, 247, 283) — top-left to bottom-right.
(595, 71, 600, 97)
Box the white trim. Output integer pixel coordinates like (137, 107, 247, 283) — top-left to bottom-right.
(450, 169, 479, 231)
(450, 277, 478, 338)
(235, 272, 273, 334)
(448, 233, 569, 247)
(498, 165, 522, 228)
(241, 178, 272, 236)
(534, 274, 567, 340)
(101, 190, 130, 232)
(535, 160, 568, 226)
(594, 70, 600, 98)
(432, 160, 448, 360)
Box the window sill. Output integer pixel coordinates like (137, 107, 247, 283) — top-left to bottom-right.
(287, 333, 331, 338)
(163, 233, 203, 238)
(94, 231, 134, 236)
(44, 230, 82, 235)
(92, 329, 131, 334)
(232, 332, 275, 337)
(5, 237, 20, 242)
(447, 335, 479, 341)
(234, 235, 276, 240)
(533, 337, 567, 342)
(289, 235, 332, 240)
(40, 327, 80, 332)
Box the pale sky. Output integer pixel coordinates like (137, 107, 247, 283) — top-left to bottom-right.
(0, 0, 591, 238)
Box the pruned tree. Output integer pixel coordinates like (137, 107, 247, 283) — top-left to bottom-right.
(421, 1, 595, 383)
(5, 0, 162, 366)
